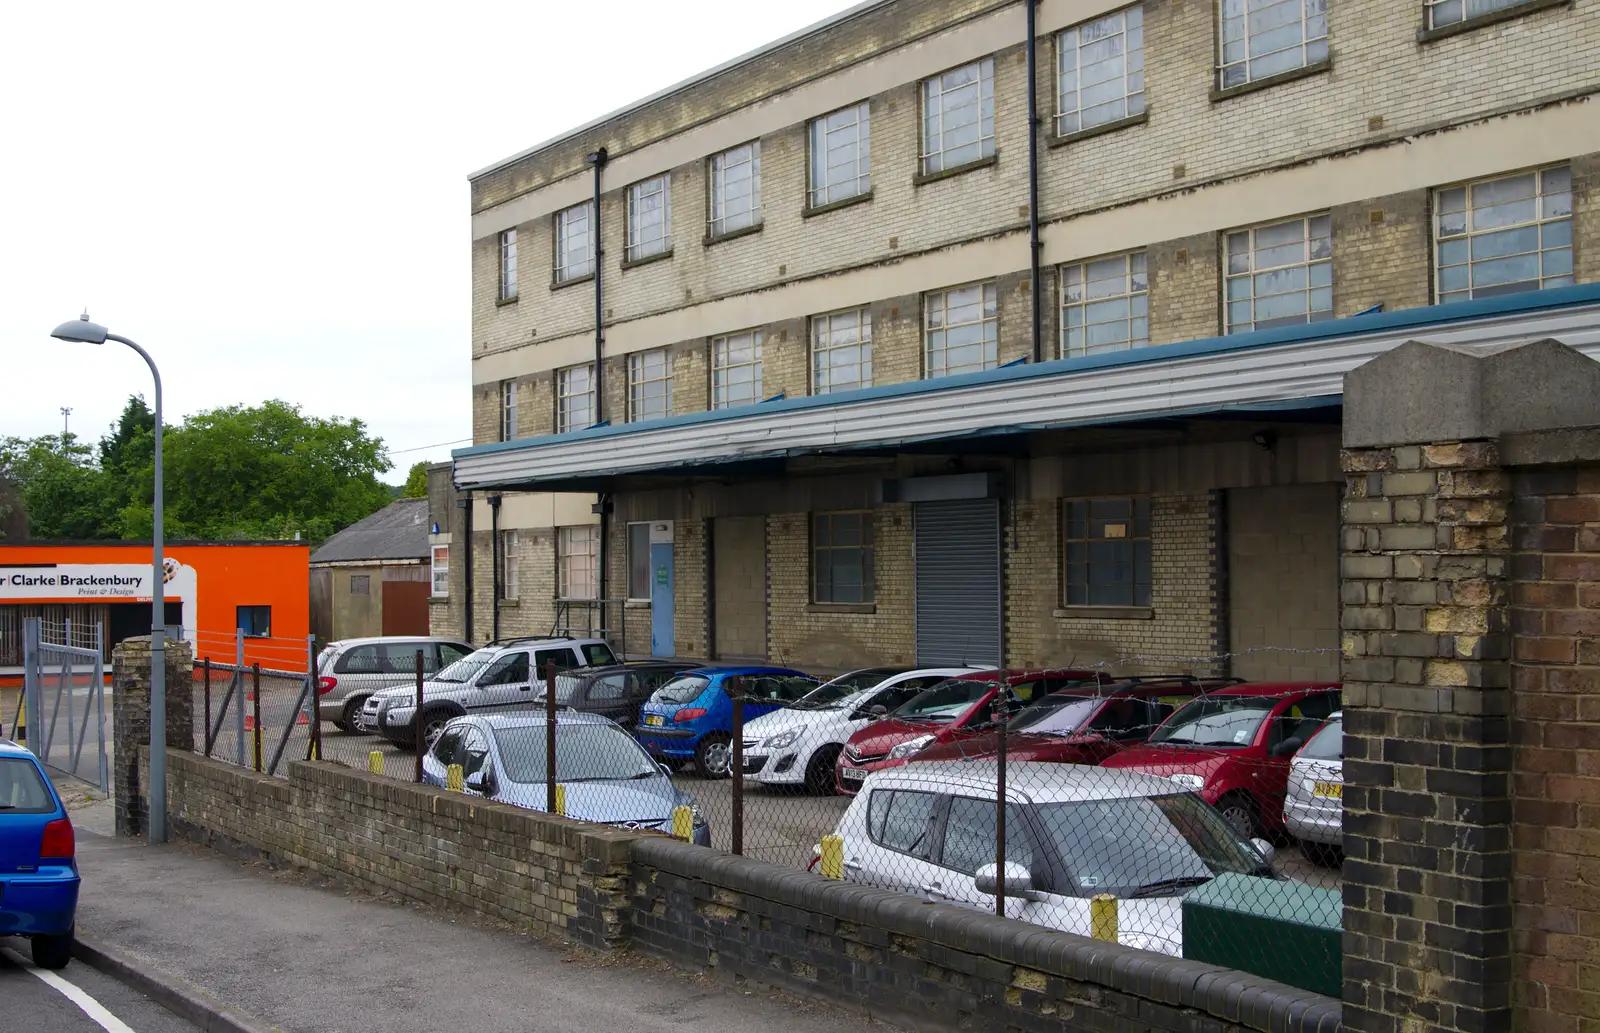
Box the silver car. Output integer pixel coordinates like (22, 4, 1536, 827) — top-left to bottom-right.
(1283, 712, 1342, 866)
(316, 637, 473, 732)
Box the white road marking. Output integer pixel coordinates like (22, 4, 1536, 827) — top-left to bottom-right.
(0, 947, 140, 1033)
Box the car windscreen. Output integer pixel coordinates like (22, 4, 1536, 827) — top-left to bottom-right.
(1298, 716, 1342, 761)
(494, 724, 660, 784)
(1032, 793, 1264, 896)
(0, 757, 56, 813)
(892, 679, 992, 722)
(434, 648, 498, 683)
(796, 668, 907, 708)
(1146, 695, 1277, 749)
(653, 675, 711, 705)
(1007, 695, 1102, 736)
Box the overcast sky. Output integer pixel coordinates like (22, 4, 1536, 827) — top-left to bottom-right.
(0, 0, 856, 481)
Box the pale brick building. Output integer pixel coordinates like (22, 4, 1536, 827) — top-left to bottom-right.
(434, 0, 1600, 678)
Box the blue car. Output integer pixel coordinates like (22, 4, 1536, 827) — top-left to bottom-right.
(635, 666, 818, 778)
(0, 739, 79, 969)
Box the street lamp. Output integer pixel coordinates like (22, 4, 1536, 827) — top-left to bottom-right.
(49, 313, 168, 845)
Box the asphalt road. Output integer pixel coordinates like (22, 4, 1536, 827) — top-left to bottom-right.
(0, 944, 203, 1033)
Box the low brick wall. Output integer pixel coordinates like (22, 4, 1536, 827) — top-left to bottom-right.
(163, 751, 640, 948)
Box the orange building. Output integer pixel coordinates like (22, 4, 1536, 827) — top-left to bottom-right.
(0, 541, 309, 670)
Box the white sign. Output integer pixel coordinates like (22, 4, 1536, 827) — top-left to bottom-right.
(0, 560, 198, 637)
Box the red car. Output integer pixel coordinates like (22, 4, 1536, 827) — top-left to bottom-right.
(908, 677, 1241, 769)
(1100, 682, 1341, 840)
(833, 668, 1111, 794)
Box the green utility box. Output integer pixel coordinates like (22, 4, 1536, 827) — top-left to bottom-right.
(1182, 873, 1341, 997)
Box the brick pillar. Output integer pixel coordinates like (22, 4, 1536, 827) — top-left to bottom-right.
(112, 635, 195, 837)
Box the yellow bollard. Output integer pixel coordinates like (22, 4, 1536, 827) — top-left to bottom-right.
(368, 751, 384, 775)
(819, 835, 844, 880)
(671, 804, 694, 842)
(446, 763, 464, 792)
(554, 783, 567, 816)
(1090, 894, 1118, 943)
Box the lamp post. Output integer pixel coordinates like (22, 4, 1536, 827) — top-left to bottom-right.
(49, 313, 168, 844)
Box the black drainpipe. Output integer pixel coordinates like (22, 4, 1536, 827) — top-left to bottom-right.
(459, 493, 475, 643)
(1026, 0, 1042, 364)
(585, 147, 610, 621)
(488, 494, 502, 642)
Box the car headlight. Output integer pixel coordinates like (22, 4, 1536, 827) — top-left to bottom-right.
(765, 730, 801, 751)
(888, 734, 936, 761)
(1168, 773, 1205, 791)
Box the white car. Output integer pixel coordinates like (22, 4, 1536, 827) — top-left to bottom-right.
(827, 761, 1279, 957)
(1283, 711, 1342, 866)
(740, 667, 984, 793)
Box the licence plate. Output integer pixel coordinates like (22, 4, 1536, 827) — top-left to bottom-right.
(1312, 780, 1342, 799)
(645, 715, 664, 727)
(841, 767, 865, 782)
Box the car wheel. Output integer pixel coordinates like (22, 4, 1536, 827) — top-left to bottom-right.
(1218, 794, 1260, 840)
(1303, 841, 1343, 868)
(804, 746, 842, 796)
(694, 734, 732, 780)
(31, 928, 73, 970)
(339, 698, 368, 735)
(422, 710, 455, 748)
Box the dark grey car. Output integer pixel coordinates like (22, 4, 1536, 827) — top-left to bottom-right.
(539, 662, 699, 728)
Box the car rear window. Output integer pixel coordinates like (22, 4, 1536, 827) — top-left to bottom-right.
(0, 758, 56, 813)
(583, 643, 617, 666)
(654, 675, 710, 705)
(1298, 716, 1343, 760)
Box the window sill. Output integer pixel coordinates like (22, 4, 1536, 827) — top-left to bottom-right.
(1210, 58, 1332, 103)
(620, 248, 673, 271)
(1047, 110, 1149, 148)
(495, 294, 519, 307)
(429, 596, 451, 605)
(550, 272, 594, 292)
(624, 599, 652, 609)
(806, 603, 877, 615)
(703, 223, 763, 247)
(913, 152, 998, 187)
(803, 191, 873, 219)
(1417, 0, 1569, 42)
(1053, 606, 1154, 621)
(497, 598, 520, 609)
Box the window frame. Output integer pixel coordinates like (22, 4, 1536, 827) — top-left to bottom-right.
(626, 521, 652, 602)
(431, 545, 450, 599)
(865, 788, 943, 860)
(625, 174, 672, 262)
(497, 228, 518, 301)
(1423, 0, 1551, 32)
(1216, 0, 1329, 91)
(627, 347, 672, 422)
(557, 364, 596, 433)
(553, 201, 596, 284)
(707, 141, 762, 240)
(924, 281, 999, 379)
(500, 379, 517, 442)
(710, 329, 764, 410)
(499, 530, 519, 601)
(1061, 251, 1149, 358)
(1056, 5, 1146, 138)
(236, 605, 272, 638)
(1224, 212, 1334, 334)
(1433, 164, 1573, 305)
(920, 57, 997, 177)
(812, 511, 877, 606)
(350, 574, 370, 596)
(810, 307, 874, 395)
(808, 101, 872, 209)
(558, 525, 600, 601)
(1060, 496, 1154, 609)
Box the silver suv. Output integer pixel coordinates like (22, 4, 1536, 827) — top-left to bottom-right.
(316, 637, 474, 732)
(359, 637, 617, 747)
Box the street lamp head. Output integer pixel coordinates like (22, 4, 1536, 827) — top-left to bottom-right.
(51, 311, 109, 345)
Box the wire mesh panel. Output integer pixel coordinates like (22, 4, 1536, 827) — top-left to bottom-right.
(19, 618, 109, 790)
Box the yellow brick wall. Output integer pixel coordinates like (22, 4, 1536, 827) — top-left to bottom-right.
(673, 519, 709, 657)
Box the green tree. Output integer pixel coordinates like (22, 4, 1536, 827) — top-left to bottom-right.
(400, 461, 430, 499)
(0, 434, 114, 539)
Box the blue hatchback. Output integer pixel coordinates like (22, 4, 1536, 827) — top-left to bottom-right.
(0, 740, 79, 969)
(635, 666, 818, 778)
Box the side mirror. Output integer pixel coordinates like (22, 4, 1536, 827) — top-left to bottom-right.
(868, 704, 889, 718)
(465, 769, 494, 796)
(658, 762, 674, 777)
(973, 861, 1038, 900)
(1250, 838, 1276, 866)
(1270, 737, 1304, 758)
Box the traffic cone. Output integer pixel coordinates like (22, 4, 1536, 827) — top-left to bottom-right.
(244, 714, 258, 731)
(296, 711, 309, 726)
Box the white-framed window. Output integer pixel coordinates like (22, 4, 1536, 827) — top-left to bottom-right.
(711, 330, 764, 409)
(708, 141, 761, 238)
(1062, 252, 1149, 357)
(558, 526, 599, 600)
(554, 201, 595, 283)
(809, 102, 871, 208)
(430, 545, 449, 598)
(500, 379, 517, 441)
(1426, 0, 1534, 28)
(1218, 0, 1328, 90)
(499, 530, 519, 601)
(921, 58, 995, 176)
(498, 229, 518, 300)
(811, 308, 873, 395)
(1057, 6, 1145, 136)
(557, 364, 596, 433)
(1225, 214, 1334, 333)
(628, 348, 672, 422)
(626, 522, 651, 601)
(626, 174, 671, 261)
(1435, 165, 1573, 305)
(925, 282, 999, 378)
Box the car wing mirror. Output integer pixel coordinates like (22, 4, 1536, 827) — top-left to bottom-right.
(868, 704, 889, 718)
(465, 770, 492, 795)
(973, 862, 1038, 901)
(1250, 838, 1276, 867)
(658, 762, 674, 777)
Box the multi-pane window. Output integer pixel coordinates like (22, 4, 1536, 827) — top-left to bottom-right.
(1218, 0, 1328, 90)
(708, 142, 761, 238)
(921, 58, 995, 175)
(350, 575, 370, 596)
(557, 364, 595, 433)
(1427, 0, 1532, 28)
(809, 102, 871, 207)
(811, 308, 873, 395)
(1435, 166, 1573, 305)
(431, 545, 449, 598)
(1062, 497, 1152, 607)
(813, 512, 875, 605)
(627, 523, 651, 601)
(498, 229, 518, 300)
(1057, 7, 1145, 136)
(499, 530, 519, 601)
(1062, 252, 1148, 357)
(500, 379, 517, 441)
(925, 282, 999, 378)
(626, 174, 671, 261)
(1225, 214, 1334, 333)
(558, 526, 599, 600)
(628, 348, 672, 422)
(711, 330, 764, 409)
(554, 202, 595, 283)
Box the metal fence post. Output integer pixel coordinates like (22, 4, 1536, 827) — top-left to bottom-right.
(413, 650, 425, 783)
(202, 659, 213, 759)
(730, 678, 744, 856)
(234, 628, 245, 767)
(544, 659, 557, 815)
(306, 635, 321, 762)
(20, 618, 40, 754)
(252, 663, 263, 772)
(93, 625, 107, 792)
(993, 695, 1008, 919)
(62, 619, 76, 771)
